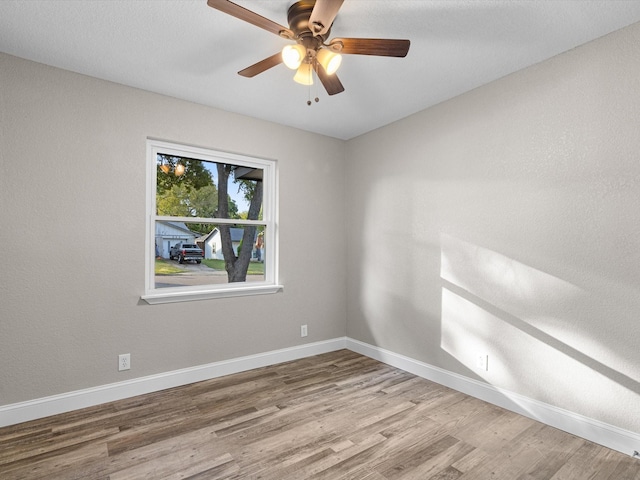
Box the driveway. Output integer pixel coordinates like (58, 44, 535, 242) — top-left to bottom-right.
(155, 260, 264, 288)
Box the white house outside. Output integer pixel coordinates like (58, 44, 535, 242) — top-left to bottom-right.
(155, 221, 196, 258)
(197, 227, 242, 260)
(156, 223, 262, 261)
(197, 227, 262, 261)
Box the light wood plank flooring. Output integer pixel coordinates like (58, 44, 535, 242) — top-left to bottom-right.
(1, 350, 638, 479)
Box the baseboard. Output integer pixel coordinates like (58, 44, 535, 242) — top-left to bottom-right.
(3, 336, 639, 458)
(346, 338, 640, 457)
(0, 337, 347, 428)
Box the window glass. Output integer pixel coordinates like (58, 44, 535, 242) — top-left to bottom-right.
(154, 222, 266, 289)
(156, 154, 263, 220)
(144, 140, 278, 303)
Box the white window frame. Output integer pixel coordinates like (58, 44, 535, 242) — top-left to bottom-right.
(141, 139, 282, 304)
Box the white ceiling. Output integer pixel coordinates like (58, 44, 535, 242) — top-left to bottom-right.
(2, 1, 640, 140)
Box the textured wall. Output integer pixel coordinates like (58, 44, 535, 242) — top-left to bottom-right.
(0, 53, 346, 405)
(345, 22, 640, 432)
(3, 20, 640, 437)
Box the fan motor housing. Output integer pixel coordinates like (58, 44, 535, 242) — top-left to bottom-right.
(287, 0, 331, 45)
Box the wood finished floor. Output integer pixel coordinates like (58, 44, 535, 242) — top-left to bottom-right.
(1, 350, 639, 480)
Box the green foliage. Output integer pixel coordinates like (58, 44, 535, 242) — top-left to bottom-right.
(226, 196, 239, 219)
(156, 155, 213, 194)
(237, 179, 257, 203)
(157, 184, 190, 216)
(156, 184, 218, 218)
(189, 185, 218, 217)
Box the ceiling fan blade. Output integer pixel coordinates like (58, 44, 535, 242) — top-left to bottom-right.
(308, 0, 344, 37)
(238, 53, 283, 78)
(330, 38, 410, 57)
(314, 63, 345, 96)
(207, 0, 294, 38)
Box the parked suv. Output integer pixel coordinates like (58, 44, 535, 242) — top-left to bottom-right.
(169, 243, 204, 264)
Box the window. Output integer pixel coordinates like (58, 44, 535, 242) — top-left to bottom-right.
(142, 139, 281, 304)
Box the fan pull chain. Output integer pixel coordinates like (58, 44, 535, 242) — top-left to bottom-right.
(307, 65, 320, 106)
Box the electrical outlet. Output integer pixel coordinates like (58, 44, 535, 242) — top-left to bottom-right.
(476, 354, 488, 371)
(118, 353, 131, 371)
(301, 324, 308, 337)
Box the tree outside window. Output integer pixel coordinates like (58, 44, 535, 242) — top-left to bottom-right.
(143, 140, 279, 304)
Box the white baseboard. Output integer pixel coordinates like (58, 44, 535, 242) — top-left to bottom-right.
(3, 336, 639, 459)
(346, 338, 640, 457)
(0, 337, 347, 428)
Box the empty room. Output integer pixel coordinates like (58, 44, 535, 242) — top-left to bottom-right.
(1, 1, 639, 478)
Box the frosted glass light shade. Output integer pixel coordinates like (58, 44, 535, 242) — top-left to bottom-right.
(316, 48, 342, 75)
(282, 44, 306, 70)
(174, 163, 185, 176)
(293, 63, 314, 85)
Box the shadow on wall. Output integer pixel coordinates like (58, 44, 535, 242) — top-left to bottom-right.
(440, 233, 640, 410)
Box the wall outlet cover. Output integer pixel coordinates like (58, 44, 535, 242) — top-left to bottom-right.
(118, 353, 131, 371)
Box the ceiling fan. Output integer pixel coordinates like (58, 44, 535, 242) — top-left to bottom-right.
(206, 0, 410, 100)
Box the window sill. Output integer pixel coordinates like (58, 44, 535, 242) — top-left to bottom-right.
(141, 284, 284, 305)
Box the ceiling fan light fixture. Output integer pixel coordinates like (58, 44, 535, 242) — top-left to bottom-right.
(293, 62, 314, 85)
(207, 0, 411, 97)
(316, 48, 342, 75)
(282, 44, 306, 70)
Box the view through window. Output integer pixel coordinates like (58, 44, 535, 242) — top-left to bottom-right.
(144, 140, 278, 303)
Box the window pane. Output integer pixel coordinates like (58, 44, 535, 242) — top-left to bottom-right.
(154, 222, 266, 289)
(145, 139, 277, 303)
(156, 154, 263, 220)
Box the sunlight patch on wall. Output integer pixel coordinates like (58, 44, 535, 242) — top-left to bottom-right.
(439, 233, 640, 409)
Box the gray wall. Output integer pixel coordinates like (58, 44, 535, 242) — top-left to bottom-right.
(345, 22, 640, 433)
(0, 52, 347, 405)
(2, 21, 639, 436)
